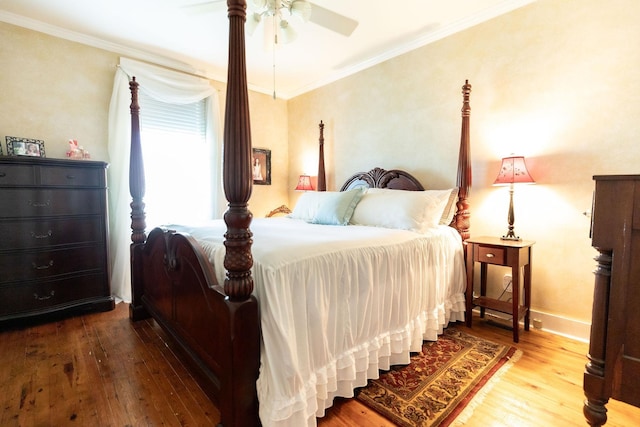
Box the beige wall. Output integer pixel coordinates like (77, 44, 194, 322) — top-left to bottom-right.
(246, 91, 289, 217)
(0, 23, 116, 160)
(288, 0, 640, 328)
(0, 21, 289, 219)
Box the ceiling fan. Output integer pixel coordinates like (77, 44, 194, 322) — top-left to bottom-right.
(183, 0, 358, 98)
(183, 0, 359, 42)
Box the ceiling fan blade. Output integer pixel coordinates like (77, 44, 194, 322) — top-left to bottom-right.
(181, 0, 226, 15)
(308, 3, 358, 37)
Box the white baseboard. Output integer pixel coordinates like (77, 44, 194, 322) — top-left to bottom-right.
(473, 308, 591, 343)
(528, 309, 590, 343)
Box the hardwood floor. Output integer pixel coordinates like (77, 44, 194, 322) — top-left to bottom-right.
(0, 304, 220, 427)
(1, 303, 639, 426)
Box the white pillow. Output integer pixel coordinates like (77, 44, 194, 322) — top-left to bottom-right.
(350, 188, 454, 233)
(289, 188, 365, 225)
(439, 187, 459, 225)
(289, 192, 324, 221)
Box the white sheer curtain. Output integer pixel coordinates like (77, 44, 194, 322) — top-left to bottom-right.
(107, 57, 222, 302)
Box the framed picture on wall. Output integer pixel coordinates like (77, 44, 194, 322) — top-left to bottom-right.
(6, 136, 46, 158)
(252, 148, 271, 185)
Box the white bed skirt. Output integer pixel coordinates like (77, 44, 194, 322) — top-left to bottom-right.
(168, 218, 467, 427)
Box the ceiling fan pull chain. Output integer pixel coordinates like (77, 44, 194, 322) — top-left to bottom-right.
(273, 12, 277, 99)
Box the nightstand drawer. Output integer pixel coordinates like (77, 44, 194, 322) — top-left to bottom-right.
(476, 245, 505, 265)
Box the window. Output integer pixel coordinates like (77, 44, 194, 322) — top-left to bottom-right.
(139, 91, 214, 227)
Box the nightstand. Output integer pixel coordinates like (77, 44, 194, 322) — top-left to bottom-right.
(465, 236, 534, 342)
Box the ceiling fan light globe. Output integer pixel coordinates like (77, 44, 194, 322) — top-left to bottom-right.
(279, 19, 297, 43)
(251, 0, 268, 10)
(246, 12, 262, 36)
(290, 0, 312, 22)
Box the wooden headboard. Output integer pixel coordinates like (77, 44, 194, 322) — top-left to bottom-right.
(340, 167, 425, 192)
(340, 165, 470, 238)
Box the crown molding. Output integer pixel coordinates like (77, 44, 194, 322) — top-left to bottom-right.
(0, 10, 221, 80)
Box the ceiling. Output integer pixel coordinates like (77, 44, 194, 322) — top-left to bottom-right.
(0, 0, 534, 99)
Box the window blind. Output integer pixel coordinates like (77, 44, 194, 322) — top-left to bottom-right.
(138, 91, 206, 136)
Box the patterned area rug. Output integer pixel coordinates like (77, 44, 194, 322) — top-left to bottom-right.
(356, 328, 521, 427)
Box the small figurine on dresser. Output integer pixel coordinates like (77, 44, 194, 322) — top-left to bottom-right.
(66, 139, 90, 159)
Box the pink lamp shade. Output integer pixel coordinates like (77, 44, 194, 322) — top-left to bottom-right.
(493, 156, 535, 185)
(294, 174, 314, 191)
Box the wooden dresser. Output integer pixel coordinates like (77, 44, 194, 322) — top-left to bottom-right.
(0, 157, 114, 325)
(584, 175, 640, 426)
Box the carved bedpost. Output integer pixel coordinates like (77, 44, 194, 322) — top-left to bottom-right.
(317, 120, 327, 191)
(129, 77, 148, 320)
(223, 0, 254, 302)
(454, 80, 472, 241)
(129, 77, 146, 245)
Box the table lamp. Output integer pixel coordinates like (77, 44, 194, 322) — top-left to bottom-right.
(493, 156, 535, 240)
(294, 174, 314, 191)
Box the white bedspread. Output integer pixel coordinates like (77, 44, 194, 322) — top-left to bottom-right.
(166, 218, 466, 427)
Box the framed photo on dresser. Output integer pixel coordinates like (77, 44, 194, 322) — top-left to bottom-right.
(6, 136, 46, 158)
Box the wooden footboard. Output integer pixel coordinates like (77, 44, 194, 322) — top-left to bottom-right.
(127, 3, 260, 424)
(132, 227, 260, 426)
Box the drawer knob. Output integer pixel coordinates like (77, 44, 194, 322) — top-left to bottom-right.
(485, 253, 495, 258)
(34, 290, 55, 301)
(0, 172, 6, 177)
(31, 230, 53, 239)
(32, 260, 54, 270)
(66, 174, 76, 179)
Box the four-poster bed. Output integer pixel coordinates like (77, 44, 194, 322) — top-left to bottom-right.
(127, 1, 472, 426)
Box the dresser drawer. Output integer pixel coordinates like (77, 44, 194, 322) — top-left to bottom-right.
(0, 188, 104, 218)
(0, 245, 106, 284)
(0, 164, 36, 185)
(0, 160, 106, 188)
(0, 273, 109, 317)
(0, 217, 104, 250)
(475, 245, 506, 265)
(39, 165, 104, 188)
